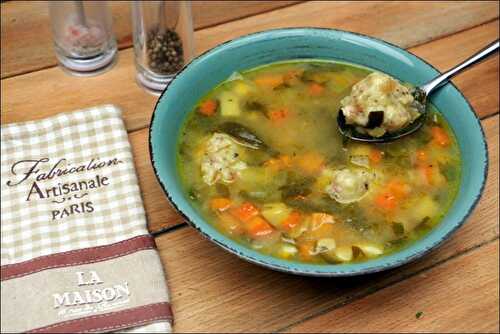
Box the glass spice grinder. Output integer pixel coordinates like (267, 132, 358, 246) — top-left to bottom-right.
(48, 1, 117, 75)
(132, 1, 194, 94)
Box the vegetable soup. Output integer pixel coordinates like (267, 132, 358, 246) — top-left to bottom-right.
(177, 61, 461, 264)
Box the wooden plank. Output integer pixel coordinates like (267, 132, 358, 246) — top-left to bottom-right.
(284, 240, 500, 333)
(2, 12, 498, 131)
(0, 1, 301, 78)
(194, 1, 499, 53)
(1, 52, 159, 132)
(154, 116, 498, 332)
(191, 1, 302, 29)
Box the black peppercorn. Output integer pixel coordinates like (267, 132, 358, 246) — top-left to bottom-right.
(146, 26, 184, 74)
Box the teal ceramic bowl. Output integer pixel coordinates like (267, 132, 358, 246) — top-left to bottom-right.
(149, 28, 488, 276)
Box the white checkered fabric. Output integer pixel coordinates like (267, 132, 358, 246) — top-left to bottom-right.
(1, 105, 171, 333)
(1, 105, 149, 265)
(1, 105, 147, 265)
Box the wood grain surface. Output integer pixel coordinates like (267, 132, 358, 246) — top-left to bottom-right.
(0, 0, 300, 78)
(285, 240, 500, 333)
(194, 1, 499, 55)
(1, 1, 498, 332)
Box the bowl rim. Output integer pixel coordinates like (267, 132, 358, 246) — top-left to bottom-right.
(148, 27, 489, 276)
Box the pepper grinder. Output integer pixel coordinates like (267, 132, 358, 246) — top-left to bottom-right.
(48, 1, 117, 75)
(132, 1, 194, 94)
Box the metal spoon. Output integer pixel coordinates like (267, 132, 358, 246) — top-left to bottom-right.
(338, 39, 499, 143)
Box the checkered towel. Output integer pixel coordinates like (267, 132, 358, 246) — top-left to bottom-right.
(1, 105, 172, 333)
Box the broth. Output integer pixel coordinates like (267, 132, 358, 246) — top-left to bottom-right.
(177, 60, 461, 264)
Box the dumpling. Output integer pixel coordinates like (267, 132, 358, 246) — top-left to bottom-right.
(201, 133, 247, 185)
(340, 72, 421, 136)
(324, 168, 375, 204)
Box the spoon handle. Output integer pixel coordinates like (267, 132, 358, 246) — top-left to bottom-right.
(420, 39, 499, 95)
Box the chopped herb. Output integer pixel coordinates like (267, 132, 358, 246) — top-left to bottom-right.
(392, 222, 405, 236)
(419, 216, 431, 227)
(415, 311, 423, 319)
(188, 188, 200, 201)
(280, 173, 315, 199)
(215, 184, 230, 197)
(386, 237, 408, 249)
(439, 162, 458, 182)
(218, 122, 267, 150)
(244, 100, 267, 114)
(273, 82, 291, 90)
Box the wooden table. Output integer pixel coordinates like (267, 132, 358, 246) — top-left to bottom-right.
(2, 1, 499, 332)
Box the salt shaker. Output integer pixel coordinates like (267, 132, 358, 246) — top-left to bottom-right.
(48, 1, 117, 75)
(132, 1, 194, 94)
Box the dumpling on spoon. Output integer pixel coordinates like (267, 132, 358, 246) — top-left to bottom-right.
(340, 72, 421, 137)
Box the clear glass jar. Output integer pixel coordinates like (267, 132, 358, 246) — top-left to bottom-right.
(48, 1, 117, 75)
(132, 1, 194, 94)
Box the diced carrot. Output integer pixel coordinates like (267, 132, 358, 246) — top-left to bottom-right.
(311, 213, 335, 226)
(218, 213, 244, 236)
(375, 192, 398, 211)
(198, 99, 218, 116)
(281, 211, 302, 231)
(419, 164, 435, 185)
(369, 149, 383, 165)
(386, 179, 410, 199)
(375, 179, 409, 211)
(295, 152, 325, 175)
(298, 241, 316, 260)
(308, 82, 325, 96)
(283, 69, 303, 84)
(431, 126, 450, 147)
(264, 154, 292, 171)
(264, 158, 282, 171)
(415, 149, 428, 165)
(246, 216, 274, 238)
(254, 75, 284, 89)
(293, 195, 308, 201)
(415, 149, 438, 185)
(230, 202, 259, 222)
(210, 197, 232, 212)
(268, 108, 289, 123)
(279, 155, 292, 167)
(424, 165, 434, 184)
(310, 213, 335, 238)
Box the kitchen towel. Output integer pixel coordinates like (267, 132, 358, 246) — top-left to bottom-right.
(1, 105, 173, 333)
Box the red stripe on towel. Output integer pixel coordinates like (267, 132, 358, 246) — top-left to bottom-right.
(28, 302, 173, 333)
(1, 235, 156, 281)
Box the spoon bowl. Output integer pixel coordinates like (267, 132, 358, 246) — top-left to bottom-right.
(337, 106, 425, 143)
(338, 40, 499, 142)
